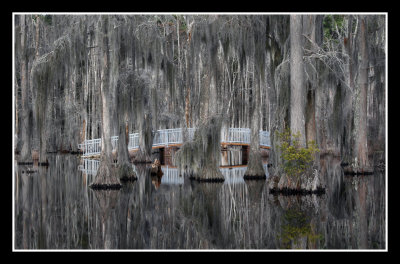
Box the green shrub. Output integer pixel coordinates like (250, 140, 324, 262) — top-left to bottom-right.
(276, 128, 319, 179)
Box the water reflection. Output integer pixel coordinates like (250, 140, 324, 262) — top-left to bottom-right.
(78, 159, 269, 185)
(278, 208, 322, 249)
(14, 153, 385, 249)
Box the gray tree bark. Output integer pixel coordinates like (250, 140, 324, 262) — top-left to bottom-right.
(135, 72, 153, 163)
(91, 16, 121, 188)
(116, 84, 136, 180)
(353, 15, 370, 172)
(342, 15, 355, 164)
(303, 15, 317, 146)
(245, 63, 265, 178)
(19, 15, 32, 162)
(290, 15, 306, 146)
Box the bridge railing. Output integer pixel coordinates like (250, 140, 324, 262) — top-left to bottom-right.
(111, 136, 118, 150)
(78, 138, 102, 157)
(221, 128, 270, 147)
(153, 128, 182, 147)
(128, 133, 140, 149)
(112, 134, 140, 150)
(78, 127, 270, 157)
(153, 128, 196, 147)
(221, 128, 251, 144)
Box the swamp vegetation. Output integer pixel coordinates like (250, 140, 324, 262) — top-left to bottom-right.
(13, 13, 386, 250)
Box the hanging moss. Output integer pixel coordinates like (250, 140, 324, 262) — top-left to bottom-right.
(30, 34, 72, 162)
(175, 115, 224, 181)
(15, 15, 385, 185)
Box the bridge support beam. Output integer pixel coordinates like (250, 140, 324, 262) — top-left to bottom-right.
(159, 146, 179, 165)
(242, 145, 249, 165)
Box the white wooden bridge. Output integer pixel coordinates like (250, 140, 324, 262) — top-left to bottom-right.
(78, 127, 270, 157)
(78, 159, 269, 185)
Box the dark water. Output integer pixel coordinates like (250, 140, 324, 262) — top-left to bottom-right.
(14, 153, 386, 250)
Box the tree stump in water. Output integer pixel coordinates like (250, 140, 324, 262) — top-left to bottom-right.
(150, 159, 162, 175)
(268, 171, 325, 195)
(90, 156, 122, 190)
(190, 164, 225, 183)
(244, 153, 267, 180)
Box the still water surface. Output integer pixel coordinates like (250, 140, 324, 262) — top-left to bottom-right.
(14, 153, 385, 250)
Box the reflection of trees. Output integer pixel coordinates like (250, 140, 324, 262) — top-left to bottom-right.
(115, 182, 135, 248)
(193, 182, 223, 247)
(218, 182, 248, 248)
(15, 164, 45, 249)
(18, 166, 32, 249)
(278, 208, 321, 249)
(322, 156, 385, 249)
(117, 165, 217, 249)
(91, 189, 120, 249)
(15, 154, 385, 249)
(15, 154, 90, 249)
(245, 180, 264, 203)
(217, 180, 270, 249)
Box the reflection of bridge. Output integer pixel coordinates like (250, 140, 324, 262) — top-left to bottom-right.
(78, 159, 269, 185)
(78, 128, 270, 157)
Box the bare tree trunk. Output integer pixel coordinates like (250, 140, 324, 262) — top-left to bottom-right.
(136, 102, 153, 163)
(117, 118, 136, 180)
(244, 71, 265, 178)
(91, 16, 121, 189)
(353, 15, 370, 172)
(117, 80, 136, 180)
(34, 15, 40, 58)
(342, 15, 355, 164)
(290, 15, 306, 146)
(197, 70, 224, 181)
(38, 96, 49, 164)
(15, 75, 19, 152)
(19, 15, 31, 162)
(199, 55, 209, 122)
(184, 49, 191, 128)
(31, 16, 41, 155)
(303, 15, 317, 146)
